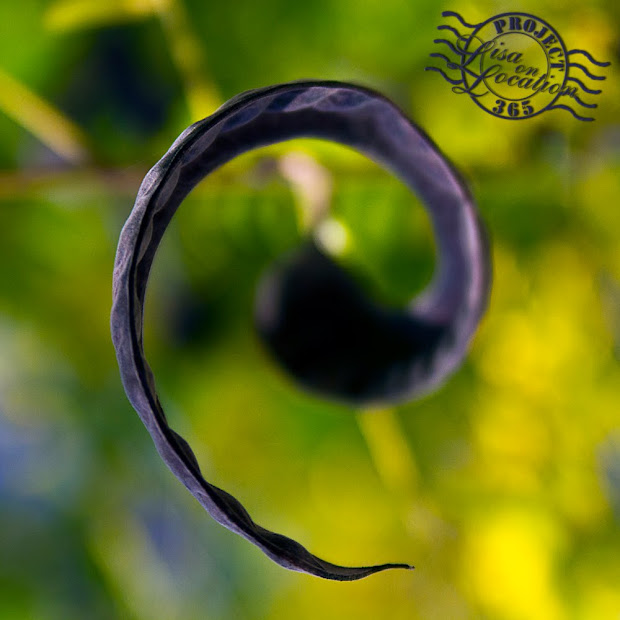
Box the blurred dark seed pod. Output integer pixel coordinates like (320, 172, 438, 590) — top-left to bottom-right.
(255, 241, 448, 406)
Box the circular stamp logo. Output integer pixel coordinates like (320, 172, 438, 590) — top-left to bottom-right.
(462, 13, 567, 119)
(427, 11, 610, 121)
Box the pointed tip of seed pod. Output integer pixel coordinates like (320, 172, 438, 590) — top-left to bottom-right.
(392, 562, 414, 569)
(376, 561, 415, 574)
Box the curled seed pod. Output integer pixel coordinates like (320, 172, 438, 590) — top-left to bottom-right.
(111, 81, 491, 580)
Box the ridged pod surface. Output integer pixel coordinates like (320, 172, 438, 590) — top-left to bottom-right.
(111, 81, 491, 579)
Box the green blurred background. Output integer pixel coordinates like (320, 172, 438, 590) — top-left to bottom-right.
(1, 0, 619, 618)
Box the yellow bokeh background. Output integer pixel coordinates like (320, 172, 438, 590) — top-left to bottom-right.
(0, 1, 618, 619)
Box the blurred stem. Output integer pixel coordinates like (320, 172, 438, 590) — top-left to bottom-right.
(149, 0, 221, 119)
(277, 151, 332, 233)
(0, 167, 142, 200)
(356, 407, 419, 498)
(45, 0, 158, 31)
(0, 159, 384, 200)
(0, 66, 91, 165)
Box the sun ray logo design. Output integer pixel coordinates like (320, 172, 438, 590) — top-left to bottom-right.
(426, 11, 610, 121)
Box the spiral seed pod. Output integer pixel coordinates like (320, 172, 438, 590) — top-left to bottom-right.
(111, 81, 491, 580)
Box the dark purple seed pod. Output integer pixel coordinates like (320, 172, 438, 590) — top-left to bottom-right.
(111, 81, 491, 580)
